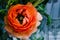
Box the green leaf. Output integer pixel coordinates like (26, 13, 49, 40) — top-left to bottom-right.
(6, 0, 15, 9)
(0, 9, 7, 14)
(41, 37, 44, 40)
(37, 5, 51, 25)
(37, 37, 44, 40)
(6, 0, 12, 9)
(37, 38, 41, 40)
(33, 36, 37, 40)
(46, 16, 51, 25)
(41, 12, 51, 25)
(0, 9, 7, 20)
(0, 9, 5, 13)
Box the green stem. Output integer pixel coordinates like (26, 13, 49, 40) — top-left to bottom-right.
(33, 0, 44, 7)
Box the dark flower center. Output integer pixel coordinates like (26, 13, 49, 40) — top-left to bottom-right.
(16, 14, 24, 24)
(16, 9, 26, 24)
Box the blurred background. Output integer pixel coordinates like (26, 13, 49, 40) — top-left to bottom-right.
(0, 0, 60, 40)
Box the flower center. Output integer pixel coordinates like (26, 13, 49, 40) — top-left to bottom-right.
(17, 14, 24, 24)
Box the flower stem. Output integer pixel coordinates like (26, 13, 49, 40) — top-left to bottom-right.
(33, 0, 44, 7)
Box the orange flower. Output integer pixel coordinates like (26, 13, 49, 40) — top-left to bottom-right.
(4, 3, 43, 39)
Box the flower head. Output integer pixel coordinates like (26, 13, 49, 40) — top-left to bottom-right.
(4, 3, 43, 39)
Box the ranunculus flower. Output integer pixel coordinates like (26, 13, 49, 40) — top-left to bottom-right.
(4, 2, 43, 39)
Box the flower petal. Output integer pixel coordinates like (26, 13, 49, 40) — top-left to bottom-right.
(37, 12, 43, 21)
